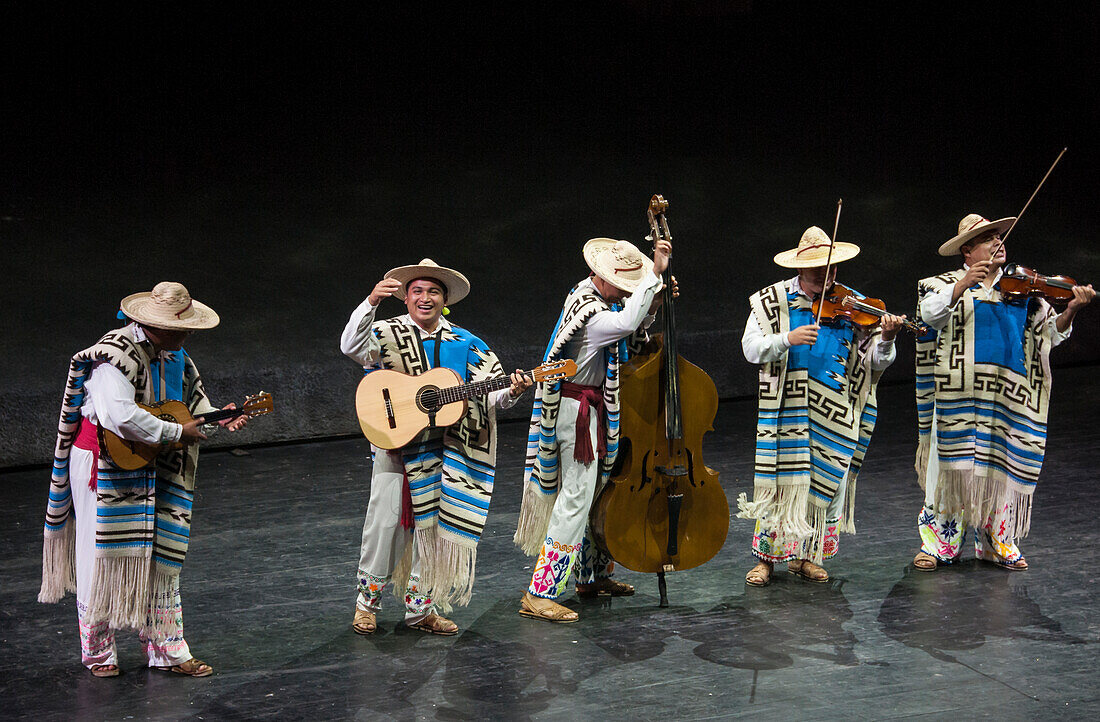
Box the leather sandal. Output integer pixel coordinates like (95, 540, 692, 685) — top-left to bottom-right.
(352, 606, 377, 635)
(90, 663, 119, 678)
(155, 658, 213, 677)
(788, 559, 829, 582)
(913, 551, 938, 572)
(745, 561, 773, 587)
(519, 591, 579, 623)
(575, 578, 635, 598)
(985, 556, 1029, 571)
(406, 612, 459, 636)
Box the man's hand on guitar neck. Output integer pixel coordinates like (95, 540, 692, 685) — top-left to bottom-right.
(180, 419, 209, 445)
(508, 369, 533, 399)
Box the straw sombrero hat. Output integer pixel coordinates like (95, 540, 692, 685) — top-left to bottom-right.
(938, 213, 1016, 256)
(583, 238, 655, 292)
(384, 258, 470, 304)
(119, 282, 219, 330)
(773, 226, 860, 268)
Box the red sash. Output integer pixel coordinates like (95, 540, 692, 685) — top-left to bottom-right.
(561, 381, 606, 464)
(74, 418, 101, 490)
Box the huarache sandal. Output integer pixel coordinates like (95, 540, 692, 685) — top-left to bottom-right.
(913, 551, 938, 572)
(985, 556, 1029, 571)
(406, 612, 459, 636)
(155, 658, 213, 677)
(519, 591, 579, 623)
(788, 559, 829, 582)
(352, 606, 377, 635)
(89, 663, 119, 678)
(745, 561, 773, 587)
(575, 578, 635, 598)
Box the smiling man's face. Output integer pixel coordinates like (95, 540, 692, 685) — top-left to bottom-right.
(405, 278, 447, 329)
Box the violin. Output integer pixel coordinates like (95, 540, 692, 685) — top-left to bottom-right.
(812, 283, 928, 334)
(999, 263, 1079, 304)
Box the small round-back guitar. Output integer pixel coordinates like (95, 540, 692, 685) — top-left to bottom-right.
(100, 391, 275, 470)
(356, 360, 576, 449)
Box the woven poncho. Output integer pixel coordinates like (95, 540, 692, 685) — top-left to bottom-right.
(39, 324, 211, 638)
(369, 317, 503, 609)
(513, 280, 647, 556)
(914, 270, 1058, 538)
(736, 281, 882, 563)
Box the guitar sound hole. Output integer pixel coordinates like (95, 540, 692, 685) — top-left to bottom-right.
(417, 387, 441, 413)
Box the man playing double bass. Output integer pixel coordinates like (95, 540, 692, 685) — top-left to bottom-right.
(738, 227, 904, 587)
(912, 214, 1094, 572)
(514, 236, 671, 623)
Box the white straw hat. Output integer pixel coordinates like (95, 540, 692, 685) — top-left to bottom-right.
(583, 238, 655, 292)
(119, 282, 219, 331)
(383, 258, 471, 304)
(773, 226, 860, 268)
(938, 213, 1016, 256)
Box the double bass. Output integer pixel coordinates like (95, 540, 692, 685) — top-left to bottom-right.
(590, 194, 729, 606)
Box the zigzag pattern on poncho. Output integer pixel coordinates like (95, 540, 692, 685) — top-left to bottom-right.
(914, 270, 1056, 538)
(370, 318, 502, 609)
(39, 324, 209, 639)
(513, 281, 647, 556)
(736, 281, 881, 564)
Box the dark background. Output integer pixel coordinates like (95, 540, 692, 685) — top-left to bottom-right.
(3, 2, 1097, 467)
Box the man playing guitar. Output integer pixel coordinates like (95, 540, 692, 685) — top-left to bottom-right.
(341, 259, 531, 636)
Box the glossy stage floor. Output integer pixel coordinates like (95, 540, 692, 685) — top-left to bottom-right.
(3, 366, 1099, 721)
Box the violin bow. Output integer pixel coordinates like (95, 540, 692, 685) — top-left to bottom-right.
(814, 198, 843, 325)
(989, 147, 1067, 259)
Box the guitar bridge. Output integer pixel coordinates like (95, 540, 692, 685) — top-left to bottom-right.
(382, 388, 397, 429)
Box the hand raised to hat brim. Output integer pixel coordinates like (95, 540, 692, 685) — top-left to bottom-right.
(368, 278, 404, 306)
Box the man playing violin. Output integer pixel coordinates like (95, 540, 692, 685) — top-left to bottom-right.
(738, 227, 904, 587)
(38, 282, 249, 679)
(514, 237, 672, 622)
(341, 259, 531, 636)
(912, 214, 1094, 572)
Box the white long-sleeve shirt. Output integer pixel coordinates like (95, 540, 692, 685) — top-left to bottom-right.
(340, 298, 518, 410)
(741, 276, 896, 370)
(918, 266, 1073, 345)
(559, 274, 662, 387)
(80, 325, 187, 444)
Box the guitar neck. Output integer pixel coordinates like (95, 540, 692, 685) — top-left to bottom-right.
(196, 406, 247, 424)
(437, 375, 513, 406)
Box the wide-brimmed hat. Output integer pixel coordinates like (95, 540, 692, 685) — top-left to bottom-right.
(773, 226, 860, 268)
(384, 258, 470, 304)
(119, 282, 220, 331)
(938, 213, 1016, 256)
(583, 238, 655, 292)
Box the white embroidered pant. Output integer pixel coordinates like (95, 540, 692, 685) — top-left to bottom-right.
(527, 397, 614, 599)
(356, 446, 432, 623)
(918, 419, 1023, 565)
(71, 447, 192, 669)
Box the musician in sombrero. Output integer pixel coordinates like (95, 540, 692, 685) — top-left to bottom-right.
(340, 259, 531, 635)
(912, 214, 1094, 572)
(514, 236, 672, 623)
(738, 227, 904, 587)
(38, 282, 248, 678)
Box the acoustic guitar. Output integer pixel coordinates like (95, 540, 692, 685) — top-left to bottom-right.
(356, 360, 576, 449)
(100, 391, 275, 470)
